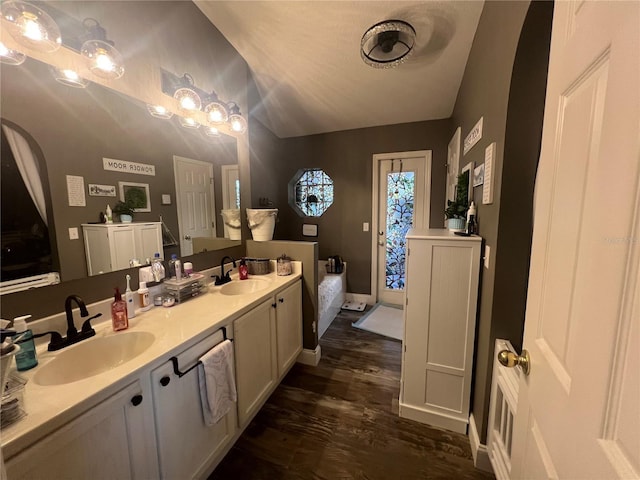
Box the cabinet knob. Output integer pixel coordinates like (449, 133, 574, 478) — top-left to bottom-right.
(160, 376, 171, 386)
(278, 298, 284, 303)
(131, 394, 143, 406)
(272, 303, 277, 308)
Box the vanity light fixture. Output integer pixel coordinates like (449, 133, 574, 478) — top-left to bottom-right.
(203, 126, 220, 137)
(1, 1, 61, 53)
(50, 66, 89, 88)
(173, 74, 202, 113)
(178, 116, 200, 129)
(0, 41, 26, 65)
(204, 92, 228, 125)
(227, 102, 247, 134)
(146, 104, 173, 119)
(80, 18, 124, 80)
(360, 20, 416, 69)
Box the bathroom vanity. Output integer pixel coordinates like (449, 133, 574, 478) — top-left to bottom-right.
(1, 266, 302, 479)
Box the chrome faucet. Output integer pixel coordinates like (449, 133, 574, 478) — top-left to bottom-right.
(213, 256, 236, 286)
(40, 295, 100, 351)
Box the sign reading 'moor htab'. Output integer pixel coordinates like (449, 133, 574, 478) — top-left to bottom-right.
(103, 158, 156, 176)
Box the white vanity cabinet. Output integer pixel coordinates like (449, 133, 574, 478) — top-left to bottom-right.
(150, 328, 237, 479)
(5, 380, 158, 480)
(234, 279, 302, 427)
(82, 222, 162, 276)
(400, 229, 481, 434)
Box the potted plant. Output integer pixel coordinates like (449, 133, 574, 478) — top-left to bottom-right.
(445, 172, 469, 231)
(112, 200, 136, 223)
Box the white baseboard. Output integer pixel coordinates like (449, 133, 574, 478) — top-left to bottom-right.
(297, 345, 321, 366)
(469, 413, 494, 473)
(345, 292, 375, 305)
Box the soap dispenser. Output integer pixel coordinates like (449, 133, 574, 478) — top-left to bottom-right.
(13, 315, 38, 371)
(111, 288, 129, 331)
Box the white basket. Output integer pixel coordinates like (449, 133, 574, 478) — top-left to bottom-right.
(246, 208, 277, 241)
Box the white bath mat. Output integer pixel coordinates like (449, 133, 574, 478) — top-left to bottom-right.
(341, 300, 366, 312)
(352, 303, 403, 341)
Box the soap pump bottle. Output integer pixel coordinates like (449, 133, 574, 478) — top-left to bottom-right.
(125, 274, 136, 319)
(239, 259, 248, 280)
(111, 288, 129, 331)
(13, 315, 38, 371)
(466, 201, 477, 235)
(105, 204, 113, 224)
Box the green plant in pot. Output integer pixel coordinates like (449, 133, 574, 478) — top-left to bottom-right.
(112, 200, 136, 223)
(445, 172, 469, 231)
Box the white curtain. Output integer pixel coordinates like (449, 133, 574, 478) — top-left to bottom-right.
(2, 124, 47, 225)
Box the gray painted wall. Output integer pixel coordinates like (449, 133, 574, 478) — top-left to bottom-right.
(250, 119, 451, 294)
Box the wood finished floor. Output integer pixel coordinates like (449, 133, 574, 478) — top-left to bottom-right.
(211, 309, 495, 480)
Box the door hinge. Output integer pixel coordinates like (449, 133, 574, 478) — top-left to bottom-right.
(405, 297, 408, 306)
(407, 247, 410, 256)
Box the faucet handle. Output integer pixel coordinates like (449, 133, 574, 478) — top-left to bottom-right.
(81, 313, 102, 335)
(33, 331, 64, 351)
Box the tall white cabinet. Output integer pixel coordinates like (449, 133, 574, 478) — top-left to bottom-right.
(82, 222, 162, 275)
(400, 229, 481, 434)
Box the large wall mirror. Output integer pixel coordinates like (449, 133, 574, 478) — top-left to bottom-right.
(1, 57, 242, 292)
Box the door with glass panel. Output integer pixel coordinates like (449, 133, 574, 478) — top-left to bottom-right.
(375, 152, 430, 306)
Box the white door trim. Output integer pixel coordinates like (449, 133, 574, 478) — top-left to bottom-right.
(370, 150, 431, 304)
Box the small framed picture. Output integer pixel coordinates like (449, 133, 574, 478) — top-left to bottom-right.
(88, 184, 116, 197)
(119, 182, 151, 212)
(474, 164, 485, 187)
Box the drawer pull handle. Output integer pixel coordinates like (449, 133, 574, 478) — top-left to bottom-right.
(160, 376, 171, 386)
(131, 394, 143, 406)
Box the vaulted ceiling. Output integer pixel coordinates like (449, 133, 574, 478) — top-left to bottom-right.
(196, 1, 483, 138)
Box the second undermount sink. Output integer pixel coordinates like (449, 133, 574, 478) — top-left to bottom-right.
(219, 278, 271, 296)
(33, 331, 155, 386)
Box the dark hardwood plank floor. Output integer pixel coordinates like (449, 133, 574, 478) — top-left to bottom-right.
(211, 309, 495, 480)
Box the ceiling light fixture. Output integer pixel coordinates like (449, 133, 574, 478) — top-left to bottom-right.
(227, 102, 247, 134)
(50, 66, 89, 88)
(204, 92, 228, 125)
(173, 74, 202, 113)
(203, 126, 220, 137)
(360, 20, 416, 69)
(146, 104, 173, 119)
(0, 41, 26, 65)
(178, 116, 200, 129)
(80, 18, 124, 79)
(1, 1, 61, 53)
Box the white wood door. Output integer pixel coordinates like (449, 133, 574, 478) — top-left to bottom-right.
(275, 281, 303, 377)
(511, 1, 639, 478)
(446, 127, 461, 206)
(221, 164, 240, 210)
(373, 151, 431, 306)
(173, 155, 215, 256)
(134, 223, 163, 262)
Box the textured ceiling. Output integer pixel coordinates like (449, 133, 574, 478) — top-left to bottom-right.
(196, 1, 484, 138)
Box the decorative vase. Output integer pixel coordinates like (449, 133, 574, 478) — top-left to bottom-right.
(447, 217, 465, 232)
(119, 214, 133, 223)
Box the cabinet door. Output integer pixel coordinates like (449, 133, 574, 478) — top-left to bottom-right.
(83, 227, 111, 275)
(135, 223, 163, 261)
(109, 225, 137, 270)
(6, 381, 157, 480)
(275, 280, 303, 377)
(151, 329, 236, 479)
(234, 298, 277, 427)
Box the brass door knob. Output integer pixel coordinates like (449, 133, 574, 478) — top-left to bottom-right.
(497, 349, 531, 376)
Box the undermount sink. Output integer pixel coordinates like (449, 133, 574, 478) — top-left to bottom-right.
(33, 331, 155, 386)
(219, 278, 271, 296)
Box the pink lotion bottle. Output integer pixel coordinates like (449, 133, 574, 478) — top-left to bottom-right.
(111, 287, 129, 331)
(239, 259, 249, 280)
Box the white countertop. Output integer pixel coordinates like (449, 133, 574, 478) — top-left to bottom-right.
(1, 266, 301, 458)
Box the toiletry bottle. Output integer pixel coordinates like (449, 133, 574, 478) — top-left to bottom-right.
(105, 204, 113, 224)
(111, 288, 129, 331)
(138, 282, 151, 311)
(239, 259, 248, 280)
(467, 201, 477, 235)
(13, 315, 38, 371)
(183, 262, 193, 277)
(169, 254, 182, 280)
(125, 274, 136, 319)
(151, 253, 165, 282)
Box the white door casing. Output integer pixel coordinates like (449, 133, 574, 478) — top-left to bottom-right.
(173, 155, 215, 256)
(511, 2, 639, 479)
(447, 127, 462, 207)
(221, 164, 240, 210)
(371, 151, 431, 306)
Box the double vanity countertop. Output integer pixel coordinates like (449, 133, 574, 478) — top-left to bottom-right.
(1, 264, 302, 458)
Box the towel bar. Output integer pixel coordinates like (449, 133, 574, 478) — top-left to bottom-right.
(170, 326, 232, 378)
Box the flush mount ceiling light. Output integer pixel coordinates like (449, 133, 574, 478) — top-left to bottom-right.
(1, 1, 61, 53)
(146, 104, 173, 119)
(178, 116, 200, 129)
(50, 66, 89, 88)
(0, 41, 26, 65)
(227, 102, 247, 134)
(204, 92, 228, 125)
(80, 18, 124, 80)
(360, 20, 416, 69)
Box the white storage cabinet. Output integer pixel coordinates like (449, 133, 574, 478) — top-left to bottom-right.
(400, 229, 481, 434)
(82, 222, 162, 275)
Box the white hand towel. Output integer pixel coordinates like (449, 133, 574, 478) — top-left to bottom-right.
(198, 339, 237, 425)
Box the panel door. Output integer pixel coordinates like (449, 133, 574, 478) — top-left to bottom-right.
(135, 223, 163, 262)
(276, 281, 303, 377)
(109, 225, 137, 270)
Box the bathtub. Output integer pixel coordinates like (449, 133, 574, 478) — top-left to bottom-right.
(317, 260, 346, 338)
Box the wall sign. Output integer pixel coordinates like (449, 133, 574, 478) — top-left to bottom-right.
(88, 184, 116, 197)
(482, 143, 496, 204)
(103, 157, 156, 176)
(66, 175, 86, 207)
(463, 117, 483, 155)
